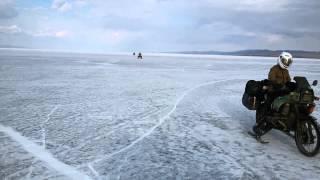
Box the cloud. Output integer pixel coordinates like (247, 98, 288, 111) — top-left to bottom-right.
(33, 30, 71, 38)
(236, 0, 289, 12)
(52, 0, 72, 12)
(181, 0, 320, 49)
(0, 24, 70, 39)
(0, 25, 21, 33)
(55, 30, 69, 37)
(0, 0, 18, 19)
(265, 34, 284, 44)
(58, 0, 320, 51)
(102, 15, 150, 31)
(1, 0, 320, 52)
(73, 0, 88, 7)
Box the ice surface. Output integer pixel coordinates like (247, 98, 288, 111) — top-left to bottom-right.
(0, 49, 320, 179)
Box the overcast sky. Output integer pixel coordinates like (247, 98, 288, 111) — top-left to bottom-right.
(0, 0, 319, 53)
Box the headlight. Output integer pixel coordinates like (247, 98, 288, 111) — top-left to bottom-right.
(301, 91, 313, 103)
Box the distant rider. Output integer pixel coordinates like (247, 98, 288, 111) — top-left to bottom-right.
(253, 52, 293, 135)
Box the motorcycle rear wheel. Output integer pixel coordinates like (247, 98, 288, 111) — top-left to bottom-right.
(295, 118, 320, 157)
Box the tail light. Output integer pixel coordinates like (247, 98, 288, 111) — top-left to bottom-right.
(307, 103, 316, 114)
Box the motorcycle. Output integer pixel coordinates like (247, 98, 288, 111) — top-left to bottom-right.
(243, 76, 320, 157)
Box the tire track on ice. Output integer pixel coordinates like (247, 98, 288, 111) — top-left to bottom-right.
(90, 79, 231, 165)
(0, 124, 92, 180)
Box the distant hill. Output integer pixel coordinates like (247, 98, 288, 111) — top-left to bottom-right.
(176, 50, 320, 59)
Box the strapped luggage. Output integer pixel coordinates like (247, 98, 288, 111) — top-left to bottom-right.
(242, 80, 261, 110)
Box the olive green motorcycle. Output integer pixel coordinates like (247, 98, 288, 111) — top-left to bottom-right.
(244, 76, 320, 157)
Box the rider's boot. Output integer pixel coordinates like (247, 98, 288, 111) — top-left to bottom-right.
(253, 122, 272, 137)
(252, 124, 263, 137)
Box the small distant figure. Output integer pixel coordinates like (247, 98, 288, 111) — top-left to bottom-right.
(137, 52, 143, 59)
(133, 52, 136, 56)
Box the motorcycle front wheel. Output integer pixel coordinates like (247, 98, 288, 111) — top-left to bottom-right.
(295, 118, 320, 157)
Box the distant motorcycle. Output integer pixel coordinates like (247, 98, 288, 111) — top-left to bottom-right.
(243, 76, 320, 157)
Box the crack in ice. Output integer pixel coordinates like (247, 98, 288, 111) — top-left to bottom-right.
(117, 155, 128, 180)
(41, 106, 58, 149)
(90, 79, 229, 165)
(88, 163, 100, 180)
(25, 159, 36, 180)
(0, 124, 92, 180)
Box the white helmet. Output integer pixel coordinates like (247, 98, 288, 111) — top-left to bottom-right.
(278, 52, 293, 69)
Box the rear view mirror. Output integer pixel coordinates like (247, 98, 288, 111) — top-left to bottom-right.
(312, 80, 318, 86)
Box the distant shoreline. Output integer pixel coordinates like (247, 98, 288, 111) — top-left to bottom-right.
(1, 48, 319, 60)
(172, 49, 320, 59)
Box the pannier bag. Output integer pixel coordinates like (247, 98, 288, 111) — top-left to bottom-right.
(245, 80, 260, 96)
(242, 80, 261, 110)
(242, 93, 257, 110)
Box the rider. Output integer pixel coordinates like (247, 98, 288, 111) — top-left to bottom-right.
(268, 52, 292, 88)
(253, 52, 293, 135)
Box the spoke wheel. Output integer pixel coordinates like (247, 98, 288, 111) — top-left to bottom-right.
(295, 119, 320, 157)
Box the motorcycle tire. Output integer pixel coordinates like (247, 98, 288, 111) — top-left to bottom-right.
(295, 117, 320, 157)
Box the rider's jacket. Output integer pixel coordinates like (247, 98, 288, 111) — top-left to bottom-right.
(268, 65, 291, 88)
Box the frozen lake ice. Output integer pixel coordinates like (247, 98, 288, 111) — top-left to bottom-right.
(0, 49, 320, 179)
